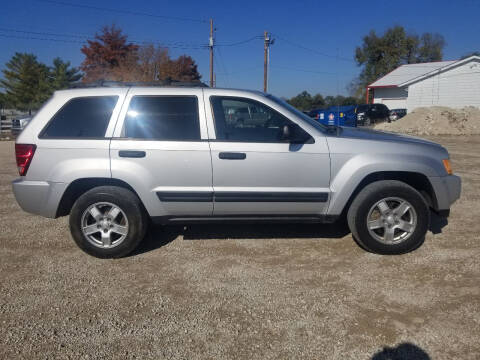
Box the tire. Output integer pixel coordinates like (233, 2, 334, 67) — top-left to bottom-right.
(347, 180, 430, 255)
(69, 186, 148, 258)
(364, 117, 371, 126)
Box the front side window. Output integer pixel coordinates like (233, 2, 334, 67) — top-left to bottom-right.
(40, 96, 118, 138)
(123, 96, 200, 141)
(211, 96, 296, 142)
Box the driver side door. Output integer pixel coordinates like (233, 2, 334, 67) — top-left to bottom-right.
(205, 93, 331, 216)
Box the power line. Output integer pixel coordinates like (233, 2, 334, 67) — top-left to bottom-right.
(216, 66, 262, 75)
(216, 36, 263, 47)
(0, 27, 87, 39)
(0, 27, 266, 51)
(271, 64, 355, 76)
(0, 32, 84, 44)
(0, 27, 206, 49)
(273, 34, 355, 62)
(33, 0, 209, 23)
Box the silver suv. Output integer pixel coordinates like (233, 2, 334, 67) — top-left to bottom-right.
(12, 84, 461, 258)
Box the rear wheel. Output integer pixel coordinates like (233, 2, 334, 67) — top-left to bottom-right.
(69, 186, 148, 258)
(347, 180, 430, 254)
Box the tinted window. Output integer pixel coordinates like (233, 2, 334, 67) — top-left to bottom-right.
(356, 105, 369, 112)
(211, 96, 296, 142)
(124, 96, 200, 140)
(379, 104, 389, 113)
(41, 96, 118, 138)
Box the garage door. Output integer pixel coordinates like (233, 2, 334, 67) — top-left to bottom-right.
(381, 98, 407, 110)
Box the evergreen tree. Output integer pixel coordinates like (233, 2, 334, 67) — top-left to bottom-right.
(49, 58, 82, 89)
(0, 53, 49, 112)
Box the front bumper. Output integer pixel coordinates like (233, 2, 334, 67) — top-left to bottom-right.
(12, 178, 67, 218)
(428, 175, 461, 211)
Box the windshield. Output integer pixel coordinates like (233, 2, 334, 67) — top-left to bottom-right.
(265, 94, 328, 132)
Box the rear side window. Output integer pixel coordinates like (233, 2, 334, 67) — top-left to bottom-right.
(40, 96, 118, 138)
(123, 96, 200, 141)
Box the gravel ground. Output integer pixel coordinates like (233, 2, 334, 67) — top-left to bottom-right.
(0, 137, 479, 359)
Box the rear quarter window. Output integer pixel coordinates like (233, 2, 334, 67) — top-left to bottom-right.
(40, 96, 118, 138)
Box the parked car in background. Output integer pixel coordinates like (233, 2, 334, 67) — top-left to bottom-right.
(355, 104, 390, 126)
(225, 102, 277, 128)
(11, 116, 32, 135)
(309, 106, 357, 127)
(389, 108, 407, 122)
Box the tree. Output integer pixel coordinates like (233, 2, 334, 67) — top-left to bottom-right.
(311, 94, 325, 109)
(0, 53, 50, 112)
(113, 44, 170, 82)
(49, 58, 82, 89)
(417, 33, 445, 62)
(286, 92, 359, 111)
(110, 44, 202, 83)
(0, 54, 82, 112)
(287, 91, 313, 111)
(323, 95, 336, 108)
(0, 92, 10, 109)
(159, 55, 202, 82)
(353, 26, 446, 98)
(80, 25, 139, 82)
(80, 24, 202, 83)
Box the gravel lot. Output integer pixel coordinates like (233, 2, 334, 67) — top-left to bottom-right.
(0, 137, 479, 359)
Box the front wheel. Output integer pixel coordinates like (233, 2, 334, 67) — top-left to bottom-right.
(69, 186, 148, 258)
(347, 180, 430, 254)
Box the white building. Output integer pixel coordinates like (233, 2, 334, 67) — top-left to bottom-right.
(367, 55, 480, 112)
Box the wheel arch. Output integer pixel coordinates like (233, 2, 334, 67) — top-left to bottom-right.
(56, 177, 146, 217)
(332, 171, 438, 217)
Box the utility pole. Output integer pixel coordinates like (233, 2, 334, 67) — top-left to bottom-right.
(209, 19, 214, 87)
(263, 31, 273, 92)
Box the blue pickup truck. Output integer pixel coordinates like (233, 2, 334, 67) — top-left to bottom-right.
(309, 106, 357, 127)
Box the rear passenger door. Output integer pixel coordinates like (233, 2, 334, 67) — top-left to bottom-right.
(110, 88, 213, 218)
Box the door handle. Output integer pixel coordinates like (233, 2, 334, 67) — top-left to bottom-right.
(119, 150, 146, 158)
(219, 152, 246, 160)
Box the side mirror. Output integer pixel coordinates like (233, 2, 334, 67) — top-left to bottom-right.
(281, 125, 291, 140)
(282, 124, 313, 144)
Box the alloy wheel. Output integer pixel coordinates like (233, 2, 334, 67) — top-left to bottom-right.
(366, 197, 417, 245)
(80, 202, 129, 249)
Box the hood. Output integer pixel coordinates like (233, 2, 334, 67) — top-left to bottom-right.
(334, 126, 441, 148)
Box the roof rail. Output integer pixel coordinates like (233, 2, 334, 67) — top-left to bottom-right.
(69, 79, 209, 89)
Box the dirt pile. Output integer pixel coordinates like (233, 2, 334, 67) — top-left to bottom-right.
(374, 106, 480, 135)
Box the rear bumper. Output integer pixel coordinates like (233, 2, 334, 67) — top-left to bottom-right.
(428, 175, 461, 211)
(12, 178, 67, 218)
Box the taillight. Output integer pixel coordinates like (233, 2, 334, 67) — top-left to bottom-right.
(15, 144, 36, 176)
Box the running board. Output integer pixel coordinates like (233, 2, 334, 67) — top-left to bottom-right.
(151, 215, 339, 225)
